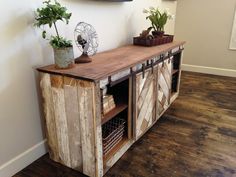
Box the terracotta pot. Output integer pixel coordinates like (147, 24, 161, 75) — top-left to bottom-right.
(152, 31, 165, 37)
(53, 47, 74, 69)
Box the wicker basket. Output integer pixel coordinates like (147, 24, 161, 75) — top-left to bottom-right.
(133, 35, 174, 47)
(102, 117, 126, 155)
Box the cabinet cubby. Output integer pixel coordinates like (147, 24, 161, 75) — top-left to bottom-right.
(101, 78, 131, 164)
(171, 51, 182, 94)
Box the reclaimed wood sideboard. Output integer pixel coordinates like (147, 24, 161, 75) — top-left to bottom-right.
(37, 41, 185, 177)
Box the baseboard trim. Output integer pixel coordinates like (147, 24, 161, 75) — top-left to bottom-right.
(0, 140, 47, 177)
(182, 64, 236, 77)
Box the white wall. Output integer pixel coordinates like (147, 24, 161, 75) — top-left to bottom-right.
(175, 0, 236, 77)
(0, 0, 177, 176)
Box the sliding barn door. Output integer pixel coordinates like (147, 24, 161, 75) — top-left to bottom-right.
(156, 59, 173, 117)
(135, 68, 156, 139)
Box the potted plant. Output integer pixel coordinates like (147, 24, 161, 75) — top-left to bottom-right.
(143, 7, 174, 37)
(35, 0, 74, 69)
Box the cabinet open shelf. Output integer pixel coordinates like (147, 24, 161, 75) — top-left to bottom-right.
(102, 102, 128, 125)
(101, 77, 131, 170)
(103, 137, 128, 163)
(171, 51, 181, 94)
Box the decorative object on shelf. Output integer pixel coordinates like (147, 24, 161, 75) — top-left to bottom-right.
(143, 7, 174, 37)
(34, 0, 74, 69)
(102, 117, 126, 156)
(74, 22, 99, 63)
(133, 7, 174, 47)
(103, 94, 116, 115)
(139, 27, 153, 39)
(134, 35, 174, 47)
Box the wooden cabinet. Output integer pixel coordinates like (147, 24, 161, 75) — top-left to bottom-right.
(37, 42, 185, 177)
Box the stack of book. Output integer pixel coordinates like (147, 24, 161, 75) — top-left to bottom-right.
(103, 94, 116, 115)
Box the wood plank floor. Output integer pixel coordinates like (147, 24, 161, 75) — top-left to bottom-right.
(14, 71, 236, 177)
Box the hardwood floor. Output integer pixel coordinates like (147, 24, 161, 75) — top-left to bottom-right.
(14, 71, 236, 177)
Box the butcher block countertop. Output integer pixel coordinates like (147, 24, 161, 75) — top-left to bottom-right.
(37, 41, 185, 81)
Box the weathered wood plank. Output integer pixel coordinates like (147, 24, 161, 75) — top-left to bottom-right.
(64, 77, 82, 171)
(137, 81, 154, 136)
(93, 82, 103, 177)
(128, 77, 133, 139)
(50, 75, 71, 166)
(156, 59, 172, 117)
(37, 41, 185, 81)
(77, 80, 96, 177)
(104, 140, 133, 174)
(137, 71, 153, 111)
(135, 69, 155, 139)
(40, 73, 59, 162)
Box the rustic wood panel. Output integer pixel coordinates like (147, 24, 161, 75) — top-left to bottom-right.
(104, 140, 133, 174)
(37, 41, 185, 81)
(135, 68, 156, 139)
(50, 75, 71, 167)
(128, 77, 133, 139)
(40, 74, 102, 177)
(16, 71, 236, 177)
(40, 73, 59, 162)
(63, 77, 82, 171)
(93, 82, 103, 177)
(77, 80, 96, 177)
(156, 59, 172, 117)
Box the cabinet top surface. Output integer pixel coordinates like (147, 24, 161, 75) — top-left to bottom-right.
(37, 41, 185, 81)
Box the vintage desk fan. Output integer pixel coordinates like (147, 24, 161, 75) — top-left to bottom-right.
(74, 22, 99, 63)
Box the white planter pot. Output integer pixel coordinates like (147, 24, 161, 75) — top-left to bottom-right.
(53, 47, 74, 69)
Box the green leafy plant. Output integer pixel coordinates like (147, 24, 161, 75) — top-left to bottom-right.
(35, 0, 72, 49)
(143, 7, 174, 32)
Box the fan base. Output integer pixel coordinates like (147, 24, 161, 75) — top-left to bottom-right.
(75, 54, 92, 63)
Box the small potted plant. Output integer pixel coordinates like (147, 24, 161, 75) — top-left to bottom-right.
(35, 0, 74, 69)
(143, 7, 174, 37)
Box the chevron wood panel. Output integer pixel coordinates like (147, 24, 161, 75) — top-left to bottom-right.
(135, 68, 156, 139)
(156, 59, 173, 117)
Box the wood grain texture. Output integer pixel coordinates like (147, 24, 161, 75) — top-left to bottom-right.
(77, 80, 96, 177)
(64, 77, 82, 171)
(37, 41, 185, 81)
(156, 59, 172, 116)
(16, 71, 236, 177)
(51, 75, 71, 166)
(40, 74, 102, 177)
(135, 68, 155, 139)
(40, 73, 59, 162)
(93, 82, 103, 177)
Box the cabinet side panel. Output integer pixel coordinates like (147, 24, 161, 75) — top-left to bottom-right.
(64, 77, 83, 171)
(40, 73, 59, 162)
(93, 82, 103, 177)
(77, 80, 96, 177)
(51, 75, 71, 166)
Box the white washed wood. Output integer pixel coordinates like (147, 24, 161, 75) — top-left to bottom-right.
(77, 81, 96, 177)
(64, 77, 82, 170)
(40, 73, 59, 162)
(51, 76, 71, 167)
